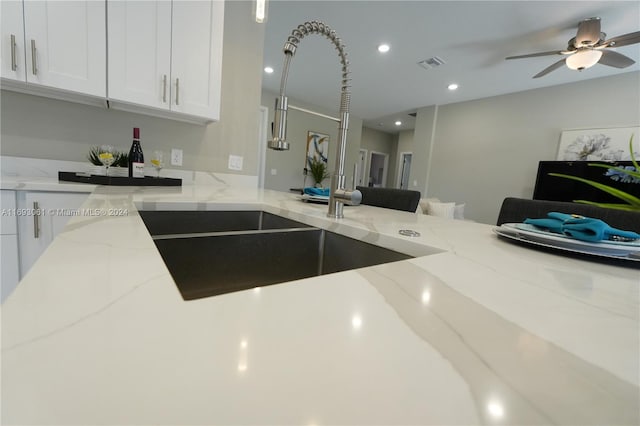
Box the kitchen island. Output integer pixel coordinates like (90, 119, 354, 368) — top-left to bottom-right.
(2, 183, 638, 425)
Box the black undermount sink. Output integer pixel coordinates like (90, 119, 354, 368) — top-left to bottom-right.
(139, 210, 413, 300)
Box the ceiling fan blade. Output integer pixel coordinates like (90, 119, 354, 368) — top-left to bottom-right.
(506, 50, 565, 60)
(575, 17, 601, 47)
(603, 31, 640, 48)
(533, 58, 566, 78)
(598, 49, 636, 68)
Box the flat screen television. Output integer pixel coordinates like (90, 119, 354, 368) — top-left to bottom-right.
(533, 161, 640, 203)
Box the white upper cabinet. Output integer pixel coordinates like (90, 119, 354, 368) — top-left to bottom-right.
(1, 1, 26, 82)
(107, 1, 172, 109)
(108, 0, 224, 123)
(22, 1, 106, 97)
(2, 0, 223, 123)
(170, 0, 224, 120)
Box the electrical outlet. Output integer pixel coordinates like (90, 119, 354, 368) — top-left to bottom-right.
(171, 149, 183, 166)
(270, 168, 277, 175)
(228, 155, 243, 171)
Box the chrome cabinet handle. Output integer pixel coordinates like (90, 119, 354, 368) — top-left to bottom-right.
(175, 78, 180, 105)
(10, 34, 17, 71)
(33, 201, 40, 238)
(162, 74, 167, 103)
(30, 39, 37, 75)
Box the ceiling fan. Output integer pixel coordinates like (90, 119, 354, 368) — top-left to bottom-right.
(506, 17, 640, 78)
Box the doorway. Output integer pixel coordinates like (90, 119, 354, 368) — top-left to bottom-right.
(396, 152, 412, 189)
(357, 149, 368, 186)
(367, 151, 389, 187)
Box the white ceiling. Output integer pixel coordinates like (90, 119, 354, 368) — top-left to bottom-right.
(261, 1, 640, 133)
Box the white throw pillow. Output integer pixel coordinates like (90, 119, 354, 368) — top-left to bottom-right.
(417, 197, 441, 214)
(427, 201, 456, 219)
(454, 203, 465, 220)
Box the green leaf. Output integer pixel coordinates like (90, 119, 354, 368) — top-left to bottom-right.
(546, 134, 640, 212)
(630, 134, 639, 170)
(549, 172, 640, 207)
(586, 163, 640, 180)
(584, 135, 640, 180)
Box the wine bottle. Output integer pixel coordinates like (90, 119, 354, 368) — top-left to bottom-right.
(128, 127, 144, 178)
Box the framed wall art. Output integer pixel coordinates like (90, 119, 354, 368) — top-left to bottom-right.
(557, 126, 640, 161)
(305, 131, 329, 169)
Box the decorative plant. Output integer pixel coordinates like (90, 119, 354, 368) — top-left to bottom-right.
(113, 152, 129, 168)
(308, 157, 330, 187)
(549, 134, 640, 211)
(87, 146, 105, 165)
(88, 147, 128, 167)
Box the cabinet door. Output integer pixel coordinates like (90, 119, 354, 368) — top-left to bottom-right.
(23, 1, 106, 96)
(1, 190, 19, 302)
(1, 0, 26, 82)
(1, 235, 19, 302)
(108, 0, 172, 109)
(17, 191, 89, 279)
(1, 190, 18, 235)
(171, 0, 224, 120)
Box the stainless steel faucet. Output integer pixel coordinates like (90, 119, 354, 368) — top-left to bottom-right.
(268, 21, 361, 219)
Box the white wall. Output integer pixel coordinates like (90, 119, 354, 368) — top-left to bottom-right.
(1, 1, 265, 177)
(411, 71, 640, 225)
(410, 105, 437, 196)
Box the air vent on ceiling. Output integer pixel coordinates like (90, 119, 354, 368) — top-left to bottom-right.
(417, 56, 445, 70)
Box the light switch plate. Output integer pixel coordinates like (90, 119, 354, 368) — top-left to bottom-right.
(228, 155, 243, 171)
(171, 149, 183, 166)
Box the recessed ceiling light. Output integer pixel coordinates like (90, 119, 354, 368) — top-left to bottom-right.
(377, 44, 390, 53)
(448, 83, 459, 91)
(395, 120, 402, 126)
(264, 66, 274, 74)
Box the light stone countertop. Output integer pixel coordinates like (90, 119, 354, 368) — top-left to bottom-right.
(1, 176, 97, 192)
(1, 184, 638, 425)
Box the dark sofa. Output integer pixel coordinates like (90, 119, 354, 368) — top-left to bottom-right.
(356, 186, 421, 212)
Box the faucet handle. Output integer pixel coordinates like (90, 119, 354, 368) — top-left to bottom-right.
(333, 188, 362, 206)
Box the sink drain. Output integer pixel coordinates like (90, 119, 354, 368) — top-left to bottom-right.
(399, 229, 421, 237)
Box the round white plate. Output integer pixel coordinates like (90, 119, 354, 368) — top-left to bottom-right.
(493, 223, 640, 262)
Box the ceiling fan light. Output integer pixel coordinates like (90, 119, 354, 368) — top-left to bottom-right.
(565, 49, 602, 71)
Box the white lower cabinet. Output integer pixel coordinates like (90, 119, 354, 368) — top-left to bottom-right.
(1, 190, 19, 302)
(16, 191, 89, 280)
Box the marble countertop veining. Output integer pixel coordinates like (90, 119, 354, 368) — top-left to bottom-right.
(1, 175, 97, 192)
(1, 184, 638, 425)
